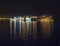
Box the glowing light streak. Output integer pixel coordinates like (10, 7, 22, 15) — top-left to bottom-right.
(18, 17, 22, 38)
(26, 17, 31, 39)
(10, 18, 12, 39)
(26, 20, 30, 38)
(22, 21, 26, 40)
(14, 17, 16, 39)
(0, 18, 10, 20)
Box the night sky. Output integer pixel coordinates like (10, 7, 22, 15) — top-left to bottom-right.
(0, 0, 60, 16)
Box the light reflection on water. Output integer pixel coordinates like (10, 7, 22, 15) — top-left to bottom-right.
(0, 16, 54, 46)
(9, 16, 54, 40)
(19, 21, 22, 38)
(10, 21, 54, 40)
(22, 21, 26, 40)
(20, 21, 37, 40)
(40, 18, 54, 39)
(10, 20, 37, 40)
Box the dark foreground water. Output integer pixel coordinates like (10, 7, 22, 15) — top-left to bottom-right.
(0, 17, 59, 46)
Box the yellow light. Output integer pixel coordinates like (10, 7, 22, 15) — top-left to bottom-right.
(0, 18, 10, 20)
(40, 18, 50, 22)
(40, 16, 54, 39)
(40, 16, 53, 22)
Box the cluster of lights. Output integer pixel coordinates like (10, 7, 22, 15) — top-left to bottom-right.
(0, 16, 54, 22)
(40, 15, 54, 39)
(40, 15, 54, 22)
(26, 17, 31, 22)
(30, 16, 37, 18)
(0, 15, 54, 39)
(10, 17, 31, 22)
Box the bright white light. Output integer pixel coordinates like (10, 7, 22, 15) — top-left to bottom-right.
(10, 18, 12, 21)
(11, 17, 17, 21)
(19, 17, 24, 21)
(10, 18, 12, 39)
(14, 17, 16, 38)
(10, 18, 14, 21)
(21, 17, 24, 21)
(14, 17, 16, 21)
(26, 17, 31, 22)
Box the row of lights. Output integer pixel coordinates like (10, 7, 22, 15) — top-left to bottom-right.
(11, 16, 54, 21)
(0, 16, 54, 22)
(10, 17, 31, 22)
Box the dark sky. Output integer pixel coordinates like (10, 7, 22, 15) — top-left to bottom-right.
(0, 0, 60, 16)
